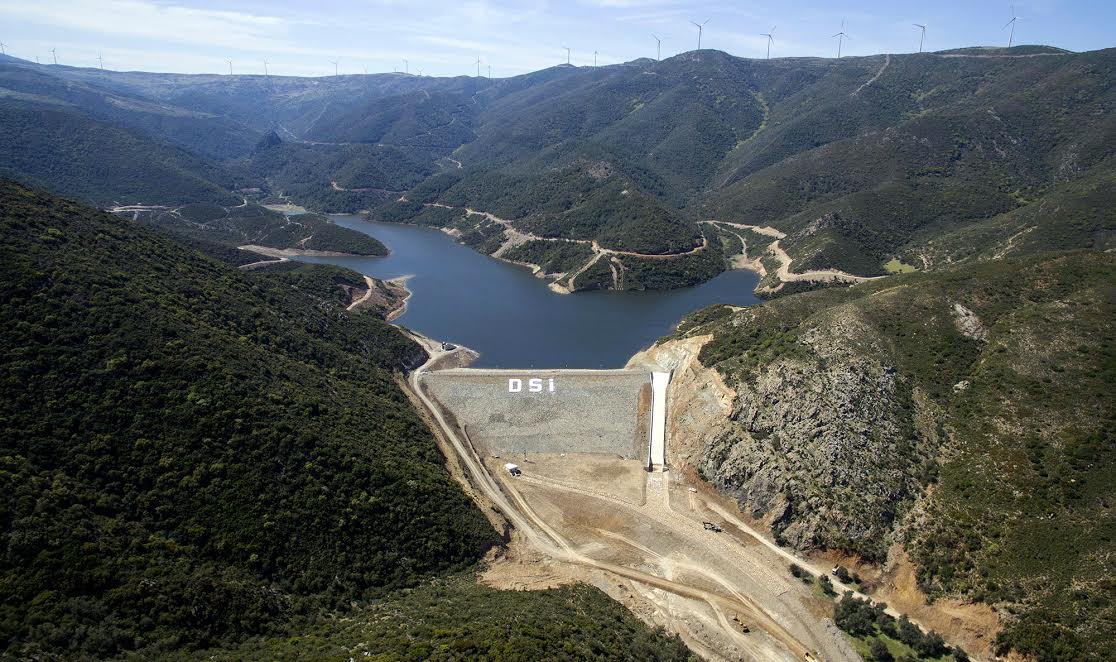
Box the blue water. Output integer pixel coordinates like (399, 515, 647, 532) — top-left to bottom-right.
(293, 215, 760, 368)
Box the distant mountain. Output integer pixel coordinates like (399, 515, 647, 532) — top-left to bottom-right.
(0, 63, 259, 160)
(5, 47, 1114, 291)
(0, 99, 239, 206)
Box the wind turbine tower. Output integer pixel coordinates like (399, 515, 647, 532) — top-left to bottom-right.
(0, 42, 6, 56)
(226, 59, 232, 75)
(913, 23, 926, 53)
(832, 19, 850, 58)
(1004, 6, 1020, 47)
(690, 19, 710, 50)
(476, 56, 481, 77)
(760, 26, 776, 59)
(263, 60, 269, 77)
(562, 46, 570, 65)
(651, 34, 662, 61)
(403, 58, 409, 74)
(98, 52, 104, 70)
(594, 50, 598, 67)
(51, 48, 57, 65)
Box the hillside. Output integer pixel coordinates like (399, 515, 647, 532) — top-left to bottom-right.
(665, 251, 1115, 661)
(2, 48, 1113, 292)
(130, 200, 389, 257)
(0, 100, 239, 207)
(0, 180, 690, 660)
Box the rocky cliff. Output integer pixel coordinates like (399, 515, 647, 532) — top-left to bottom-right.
(655, 251, 1116, 661)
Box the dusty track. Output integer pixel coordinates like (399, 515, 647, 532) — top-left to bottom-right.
(425, 203, 709, 291)
(703, 220, 882, 292)
(403, 344, 859, 661)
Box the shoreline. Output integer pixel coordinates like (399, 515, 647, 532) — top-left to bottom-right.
(238, 244, 385, 259)
(383, 275, 413, 322)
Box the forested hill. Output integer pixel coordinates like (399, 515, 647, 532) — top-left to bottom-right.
(0, 180, 691, 660)
(3, 47, 1114, 291)
(672, 250, 1116, 660)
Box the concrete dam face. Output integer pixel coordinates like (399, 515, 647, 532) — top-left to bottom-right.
(421, 369, 652, 461)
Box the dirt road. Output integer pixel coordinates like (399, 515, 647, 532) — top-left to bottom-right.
(403, 341, 859, 662)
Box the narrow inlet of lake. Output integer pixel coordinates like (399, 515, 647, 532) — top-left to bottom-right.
(291, 215, 761, 368)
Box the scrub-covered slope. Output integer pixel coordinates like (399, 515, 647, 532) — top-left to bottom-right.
(668, 251, 1115, 660)
(0, 181, 507, 657)
(6, 47, 1114, 292)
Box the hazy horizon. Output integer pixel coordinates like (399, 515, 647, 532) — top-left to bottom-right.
(0, 0, 1112, 79)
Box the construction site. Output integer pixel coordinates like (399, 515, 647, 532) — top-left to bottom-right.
(402, 333, 866, 662)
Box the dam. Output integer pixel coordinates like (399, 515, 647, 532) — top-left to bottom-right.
(421, 368, 670, 467)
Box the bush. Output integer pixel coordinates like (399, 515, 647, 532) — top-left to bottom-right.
(869, 638, 894, 662)
(819, 575, 836, 596)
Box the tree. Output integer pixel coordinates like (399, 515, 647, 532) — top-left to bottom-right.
(819, 575, 836, 596)
(869, 638, 894, 662)
(897, 615, 924, 649)
(917, 630, 948, 658)
(835, 565, 852, 582)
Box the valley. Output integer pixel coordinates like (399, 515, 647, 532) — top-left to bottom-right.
(0, 35, 1113, 662)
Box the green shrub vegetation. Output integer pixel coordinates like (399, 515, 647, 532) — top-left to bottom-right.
(834, 593, 953, 661)
(181, 573, 695, 662)
(0, 180, 497, 658)
(681, 251, 1116, 661)
(0, 101, 238, 207)
(0, 179, 694, 660)
(502, 239, 595, 275)
(138, 203, 388, 257)
(5, 49, 1113, 290)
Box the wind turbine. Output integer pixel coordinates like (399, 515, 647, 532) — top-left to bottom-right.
(594, 50, 598, 67)
(226, 59, 232, 75)
(0, 42, 6, 56)
(760, 26, 776, 60)
(652, 34, 662, 61)
(330, 60, 338, 76)
(263, 60, 269, 77)
(690, 19, 710, 50)
(1004, 5, 1020, 47)
(403, 58, 408, 74)
(488, 64, 491, 78)
(832, 19, 850, 58)
(51, 48, 57, 65)
(476, 56, 481, 77)
(913, 23, 926, 53)
(562, 46, 570, 65)
(98, 52, 104, 70)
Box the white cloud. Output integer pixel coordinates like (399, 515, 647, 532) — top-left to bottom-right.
(0, 0, 295, 52)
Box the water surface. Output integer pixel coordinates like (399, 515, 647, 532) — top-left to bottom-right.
(293, 215, 760, 368)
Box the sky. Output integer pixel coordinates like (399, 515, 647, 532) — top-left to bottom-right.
(0, 0, 1113, 78)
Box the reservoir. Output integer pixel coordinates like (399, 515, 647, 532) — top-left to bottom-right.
(295, 215, 760, 368)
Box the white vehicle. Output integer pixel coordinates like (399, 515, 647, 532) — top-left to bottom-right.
(504, 463, 522, 477)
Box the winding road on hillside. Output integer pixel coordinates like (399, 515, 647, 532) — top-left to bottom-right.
(703, 220, 883, 291)
(425, 203, 710, 291)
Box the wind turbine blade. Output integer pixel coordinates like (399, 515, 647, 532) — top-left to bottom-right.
(1003, 18, 1015, 28)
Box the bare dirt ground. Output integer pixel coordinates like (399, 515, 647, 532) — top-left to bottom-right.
(634, 336, 1000, 660)
(700, 220, 883, 294)
(407, 344, 860, 662)
(403, 330, 991, 661)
